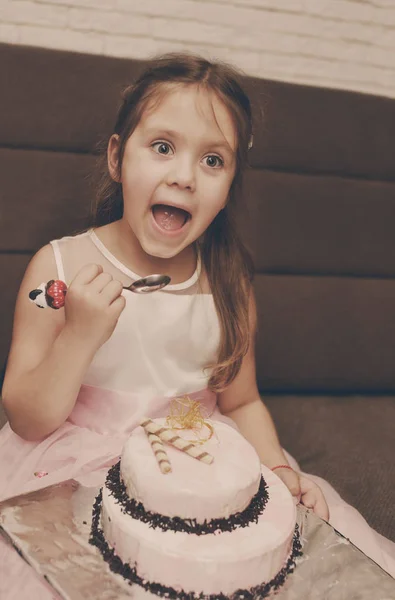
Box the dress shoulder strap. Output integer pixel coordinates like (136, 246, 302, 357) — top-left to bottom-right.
(47, 229, 127, 286)
(49, 239, 66, 282)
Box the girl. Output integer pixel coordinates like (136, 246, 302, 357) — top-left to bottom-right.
(0, 54, 394, 597)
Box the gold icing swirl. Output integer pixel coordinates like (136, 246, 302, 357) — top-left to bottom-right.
(166, 396, 214, 444)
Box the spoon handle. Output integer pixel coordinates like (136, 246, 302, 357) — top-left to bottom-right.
(29, 274, 170, 309)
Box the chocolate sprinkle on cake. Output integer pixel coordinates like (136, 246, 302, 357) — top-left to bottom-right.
(89, 489, 303, 600)
(105, 460, 269, 535)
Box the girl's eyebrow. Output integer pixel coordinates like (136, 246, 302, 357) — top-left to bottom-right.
(144, 127, 235, 157)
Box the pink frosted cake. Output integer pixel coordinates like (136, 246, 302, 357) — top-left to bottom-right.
(90, 418, 301, 598)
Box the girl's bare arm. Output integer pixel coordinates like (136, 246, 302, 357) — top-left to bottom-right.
(2, 245, 125, 441)
(218, 290, 330, 520)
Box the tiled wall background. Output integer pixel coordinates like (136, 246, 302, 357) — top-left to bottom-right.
(1, 0, 394, 97)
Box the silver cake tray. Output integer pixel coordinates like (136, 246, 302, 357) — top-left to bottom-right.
(0, 480, 394, 600)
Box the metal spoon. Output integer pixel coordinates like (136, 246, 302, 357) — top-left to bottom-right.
(123, 274, 171, 294)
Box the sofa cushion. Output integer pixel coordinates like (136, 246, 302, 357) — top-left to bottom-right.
(0, 148, 93, 251)
(0, 254, 32, 377)
(1, 42, 395, 180)
(264, 394, 395, 541)
(253, 274, 395, 393)
(241, 169, 395, 278)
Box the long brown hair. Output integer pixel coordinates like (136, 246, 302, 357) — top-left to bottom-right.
(94, 52, 255, 392)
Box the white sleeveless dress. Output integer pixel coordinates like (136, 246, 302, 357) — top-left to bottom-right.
(0, 230, 394, 599)
(0, 229, 226, 501)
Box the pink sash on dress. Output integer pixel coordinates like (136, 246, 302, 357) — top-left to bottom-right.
(0, 385, 219, 503)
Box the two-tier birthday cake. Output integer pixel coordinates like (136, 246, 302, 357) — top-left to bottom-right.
(90, 400, 301, 598)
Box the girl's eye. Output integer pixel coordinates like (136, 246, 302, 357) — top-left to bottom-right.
(204, 155, 224, 168)
(152, 142, 173, 155)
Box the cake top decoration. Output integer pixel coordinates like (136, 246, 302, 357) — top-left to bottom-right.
(140, 417, 214, 466)
(166, 396, 214, 444)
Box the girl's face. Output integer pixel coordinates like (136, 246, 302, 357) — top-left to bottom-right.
(108, 84, 237, 260)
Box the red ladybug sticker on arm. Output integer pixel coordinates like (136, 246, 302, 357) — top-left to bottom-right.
(46, 280, 67, 309)
(29, 280, 68, 309)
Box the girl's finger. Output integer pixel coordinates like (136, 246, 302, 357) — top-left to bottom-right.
(101, 280, 124, 304)
(107, 294, 126, 317)
(88, 272, 114, 294)
(301, 488, 330, 521)
(71, 263, 103, 286)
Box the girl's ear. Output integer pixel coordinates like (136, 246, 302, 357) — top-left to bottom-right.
(107, 134, 121, 182)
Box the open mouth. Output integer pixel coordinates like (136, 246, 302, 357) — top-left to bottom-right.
(151, 204, 191, 232)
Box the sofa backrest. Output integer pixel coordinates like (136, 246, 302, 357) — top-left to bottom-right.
(1, 42, 395, 393)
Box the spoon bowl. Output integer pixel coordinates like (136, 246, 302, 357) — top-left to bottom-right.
(124, 274, 171, 294)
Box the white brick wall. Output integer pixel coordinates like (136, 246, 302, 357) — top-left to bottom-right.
(1, 0, 394, 98)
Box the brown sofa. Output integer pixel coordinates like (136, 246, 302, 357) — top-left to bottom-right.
(1, 42, 394, 542)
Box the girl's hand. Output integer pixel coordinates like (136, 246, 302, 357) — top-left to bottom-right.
(64, 264, 126, 351)
(273, 467, 330, 521)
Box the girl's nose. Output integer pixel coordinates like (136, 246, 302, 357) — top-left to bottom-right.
(166, 158, 195, 191)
